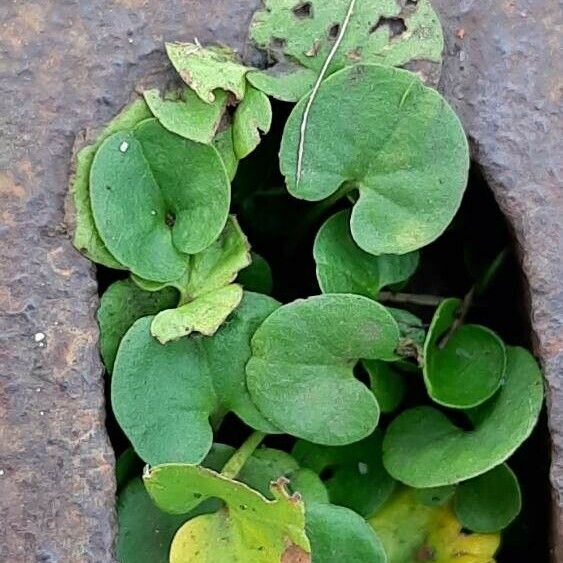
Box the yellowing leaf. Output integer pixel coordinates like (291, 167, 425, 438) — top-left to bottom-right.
(369, 488, 500, 563)
(144, 464, 310, 563)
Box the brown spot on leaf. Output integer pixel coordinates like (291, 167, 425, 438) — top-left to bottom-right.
(282, 544, 311, 563)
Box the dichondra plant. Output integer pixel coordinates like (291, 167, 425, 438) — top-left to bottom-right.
(69, 1, 544, 561)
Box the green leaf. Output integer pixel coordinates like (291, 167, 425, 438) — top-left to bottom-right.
(166, 42, 250, 103)
(455, 464, 521, 533)
(388, 307, 426, 349)
(247, 294, 400, 445)
(363, 360, 406, 413)
(98, 279, 178, 372)
(280, 64, 469, 256)
(369, 487, 500, 562)
(423, 298, 506, 408)
(90, 118, 230, 282)
(112, 292, 280, 465)
(141, 216, 252, 343)
(115, 447, 143, 493)
(314, 210, 419, 297)
(214, 125, 239, 181)
(306, 503, 387, 563)
(248, 0, 444, 102)
(383, 347, 544, 487)
(70, 98, 151, 268)
(413, 486, 456, 508)
(233, 84, 273, 159)
(151, 284, 243, 344)
(292, 431, 395, 518)
(237, 252, 274, 295)
(144, 87, 228, 144)
(144, 464, 310, 563)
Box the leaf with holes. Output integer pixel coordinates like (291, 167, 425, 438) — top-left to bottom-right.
(246, 294, 400, 445)
(132, 216, 251, 343)
(280, 65, 469, 256)
(233, 84, 273, 159)
(314, 210, 419, 297)
(90, 118, 230, 282)
(383, 347, 543, 487)
(98, 279, 178, 373)
(144, 87, 228, 144)
(112, 292, 281, 465)
(70, 98, 152, 268)
(292, 430, 395, 517)
(454, 464, 521, 533)
(423, 298, 506, 408)
(144, 464, 310, 563)
(369, 487, 500, 563)
(166, 42, 251, 103)
(248, 0, 444, 102)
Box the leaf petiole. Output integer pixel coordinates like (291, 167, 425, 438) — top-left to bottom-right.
(221, 431, 266, 480)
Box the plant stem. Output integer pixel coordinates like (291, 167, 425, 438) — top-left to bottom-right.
(221, 431, 266, 480)
(438, 286, 476, 349)
(378, 292, 445, 307)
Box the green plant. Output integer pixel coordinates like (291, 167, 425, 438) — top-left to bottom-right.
(69, 1, 544, 561)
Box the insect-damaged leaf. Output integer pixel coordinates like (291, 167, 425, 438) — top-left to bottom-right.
(133, 217, 251, 343)
(423, 298, 506, 409)
(280, 64, 469, 256)
(98, 279, 178, 373)
(70, 98, 152, 268)
(292, 430, 396, 518)
(90, 118, 230, 282)
(112, 292, 281, 465)
(248, 0, 444, 102)
(144, 465, 310, 563)
(144, 87, 228, 144)
(454, 464, 521, 534)
(314, 210, 419, 297)
(166, 42, 250, 104)
(246, 294, 400, 445)
(369, 488, 500, 563)
(233, 84, 273, 159)
(383, 347, 543, 488)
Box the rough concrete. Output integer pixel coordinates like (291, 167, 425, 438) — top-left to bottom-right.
(0, 0, 560, 561)
(432, 0, 562, 558)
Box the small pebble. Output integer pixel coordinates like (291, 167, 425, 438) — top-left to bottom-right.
(34, 332, 45, 343)
(0, 469, 4, 476)
(40, 411, 45, 416)
(459, 51, 466, 62)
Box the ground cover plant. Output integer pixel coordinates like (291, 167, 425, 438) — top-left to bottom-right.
(70, 1, 546, 561)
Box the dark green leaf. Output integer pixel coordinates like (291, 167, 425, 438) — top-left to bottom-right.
(363, 360, 406, 413)
(237, 252, 274, 295)
(280, 64, 469, 256)
(455, 464, 521, 533)
(90, 118, 230, 281)
(383, 347, 544, 487)
(247, 294, 400, 445)
(314, 210, 419, 297)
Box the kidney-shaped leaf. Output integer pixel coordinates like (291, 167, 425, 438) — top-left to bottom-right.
(454, 464, 521, 533)
(248, 0, 444, 102)
(247, 294, 400, 445)
(383, 347, 543, 487)
(292, 430, 395, 518)
(369, 488, 500, 563)
(166, 42, 250, 104)
(423, 298, 506, 408)
(90, 118, 230, 282)
(112, 292, 280, 465)
(280, 64, 469, 256)
(71, 98, 151, 268)
(306, 503, 387, 563)
(144, 464, 310, 563)
(314, 210, 419, 297)
(144, 87, 228, 144)
(98, 279, 178, 373)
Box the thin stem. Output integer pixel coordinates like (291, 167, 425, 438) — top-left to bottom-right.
(378, 292, 446, 307)
(221, 431, 266, 480)
(438, 286, 476, 349)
